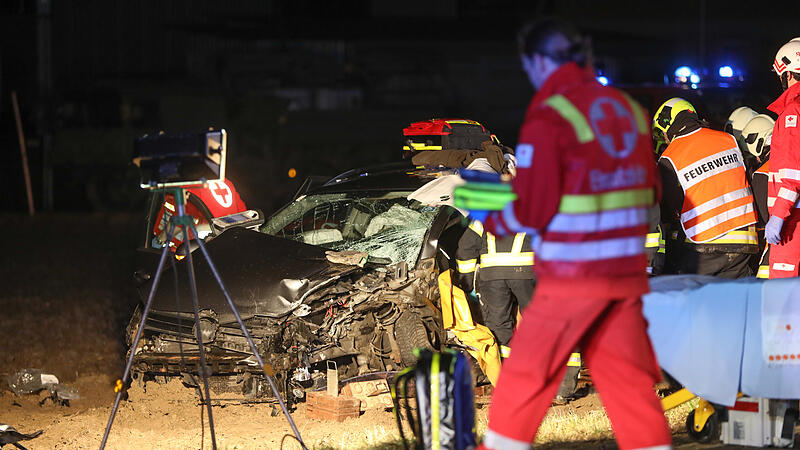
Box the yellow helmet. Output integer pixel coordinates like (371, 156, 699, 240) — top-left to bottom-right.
(652, 97, 696, 137)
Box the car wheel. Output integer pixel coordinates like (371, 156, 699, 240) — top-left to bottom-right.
(395, 311, 435, 366)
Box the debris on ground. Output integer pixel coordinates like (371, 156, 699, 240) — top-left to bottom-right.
(0, 424, 43, 448)
(6, 369, 80, 405)
(341, 379, 393, 411)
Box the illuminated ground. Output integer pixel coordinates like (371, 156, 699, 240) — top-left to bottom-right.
(0, 214, 789, 448)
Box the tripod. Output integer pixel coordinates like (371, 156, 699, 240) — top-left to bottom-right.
(100, 187, 307, 450)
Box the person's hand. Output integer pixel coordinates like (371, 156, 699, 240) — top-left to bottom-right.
(765, 215, 785, 245)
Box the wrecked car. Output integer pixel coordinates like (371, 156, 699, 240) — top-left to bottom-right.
(127, 162, 471, 403)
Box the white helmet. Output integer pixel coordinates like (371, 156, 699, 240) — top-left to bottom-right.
(741, 114, 775, 158)
(725, 106, 758, 139)
(773, 39, 800, 76)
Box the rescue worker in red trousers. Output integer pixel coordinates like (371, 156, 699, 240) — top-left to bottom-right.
(476, 19, 672, 450)
(765, 38, 800, 278)
(655, 98, 759, 277)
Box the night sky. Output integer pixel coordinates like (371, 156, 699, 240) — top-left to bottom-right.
(2, 0, 799, 214)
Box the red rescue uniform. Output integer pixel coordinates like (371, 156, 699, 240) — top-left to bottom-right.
(767, 81, 800, 278)
(481, 63, 671, 449)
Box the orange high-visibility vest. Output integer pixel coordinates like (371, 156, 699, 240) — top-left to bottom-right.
(660, 128, 757, 243)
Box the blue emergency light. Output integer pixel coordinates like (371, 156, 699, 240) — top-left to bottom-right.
(718, 65, 734, 78)
(596, 75, 610, 86)
(674, 66, 692, 78)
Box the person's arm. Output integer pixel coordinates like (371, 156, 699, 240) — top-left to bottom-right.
(483, 115, 562, 239)
(771, 110, 800, 220)
(751, 170, 769, 226)
(657, 157, 683, 232)
(455, 220, 483, 293)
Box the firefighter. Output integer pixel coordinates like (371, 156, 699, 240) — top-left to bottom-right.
(744, 115, 776, 279)
(455, 218, 534, 358)
(476, 19, 671, 449)
(654, 98, 759, 278)
(765, 38, 800, 278)
(725, 106, 758, 141)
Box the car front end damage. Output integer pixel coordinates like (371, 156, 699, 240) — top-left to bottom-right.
(126, 230, 444, 404)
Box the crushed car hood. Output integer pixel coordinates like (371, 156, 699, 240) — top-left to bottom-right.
(141, 228, 360, 322)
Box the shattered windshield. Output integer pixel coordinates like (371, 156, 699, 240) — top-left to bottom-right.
(260, 191, 438, 267)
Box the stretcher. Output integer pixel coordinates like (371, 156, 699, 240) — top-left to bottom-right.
(644, 275, 800, 446)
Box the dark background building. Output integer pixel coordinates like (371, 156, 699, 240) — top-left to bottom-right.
(1, 0, 798, 213)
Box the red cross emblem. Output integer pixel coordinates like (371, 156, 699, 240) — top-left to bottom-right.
(209, 180, 233, 208)
(589, 97, 637, 159)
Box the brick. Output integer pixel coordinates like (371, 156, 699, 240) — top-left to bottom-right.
(341, 380, 393, 411)
(305, 391, 361, 422)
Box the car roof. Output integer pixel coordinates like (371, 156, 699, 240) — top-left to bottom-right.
(309, 161, 441, 194)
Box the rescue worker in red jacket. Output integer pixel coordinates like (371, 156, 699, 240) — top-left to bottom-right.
(655, 98, 759, 277)
(477, 19, 671, 450)
(764, 38, 800, 278)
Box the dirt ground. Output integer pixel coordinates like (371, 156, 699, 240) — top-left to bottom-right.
(0, 214, 788, 449)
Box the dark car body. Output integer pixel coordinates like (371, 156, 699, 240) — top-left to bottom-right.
(127, 162, 469, 403)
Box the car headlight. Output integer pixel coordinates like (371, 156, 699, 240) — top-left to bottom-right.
(192, 309, 218, 344)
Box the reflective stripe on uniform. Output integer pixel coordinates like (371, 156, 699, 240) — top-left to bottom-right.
(680, 187, 752, 222)
(510, 233, 525, 253)
(469, 220, 484, 236)
(483, 430, 531, 450)
(778, 187, 799, 203)
(480, 252, 534, 268)
(768, 197, 776, 207)
(675, 147, 742, 190)
(500, 202, 538, 234)
(549, 207, 648, 233)
(619, 91, 648, 134)
(778, 168, 800, 182)
(500, 345, 511, 358)
(683, 203, 755, 242)
(482, 232, 534, 268)
(773, 262, 796, 271)
(645, 232, 661, 248)
(539, 236, 645, 261)
(487, 233, 496, 254)
(456, 258, 477, 273)
(686, 226, 758, 245)
(567, 352, 582, 367)
(757, 265, 770, 279)
(545, 94, 596, 143)
(558, 188, 654, 214)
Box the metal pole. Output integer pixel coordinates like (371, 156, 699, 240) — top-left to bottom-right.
(100, 221, 176, 449)
(11, 91, 35, 215)
(190, 223, 308, 450)
(179, 191, 218, 449)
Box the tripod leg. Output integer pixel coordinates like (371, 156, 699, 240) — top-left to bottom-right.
(100, 222, 177, 450)
(182, 223, 218, 450)
(189, 223, 307, 450)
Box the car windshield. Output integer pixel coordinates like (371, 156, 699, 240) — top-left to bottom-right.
(260, 191, 439, 267)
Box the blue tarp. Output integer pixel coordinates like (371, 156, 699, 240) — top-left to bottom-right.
(642, 275, 800, 406)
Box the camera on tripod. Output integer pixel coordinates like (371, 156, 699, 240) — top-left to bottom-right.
(133, 128, 227, 189)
